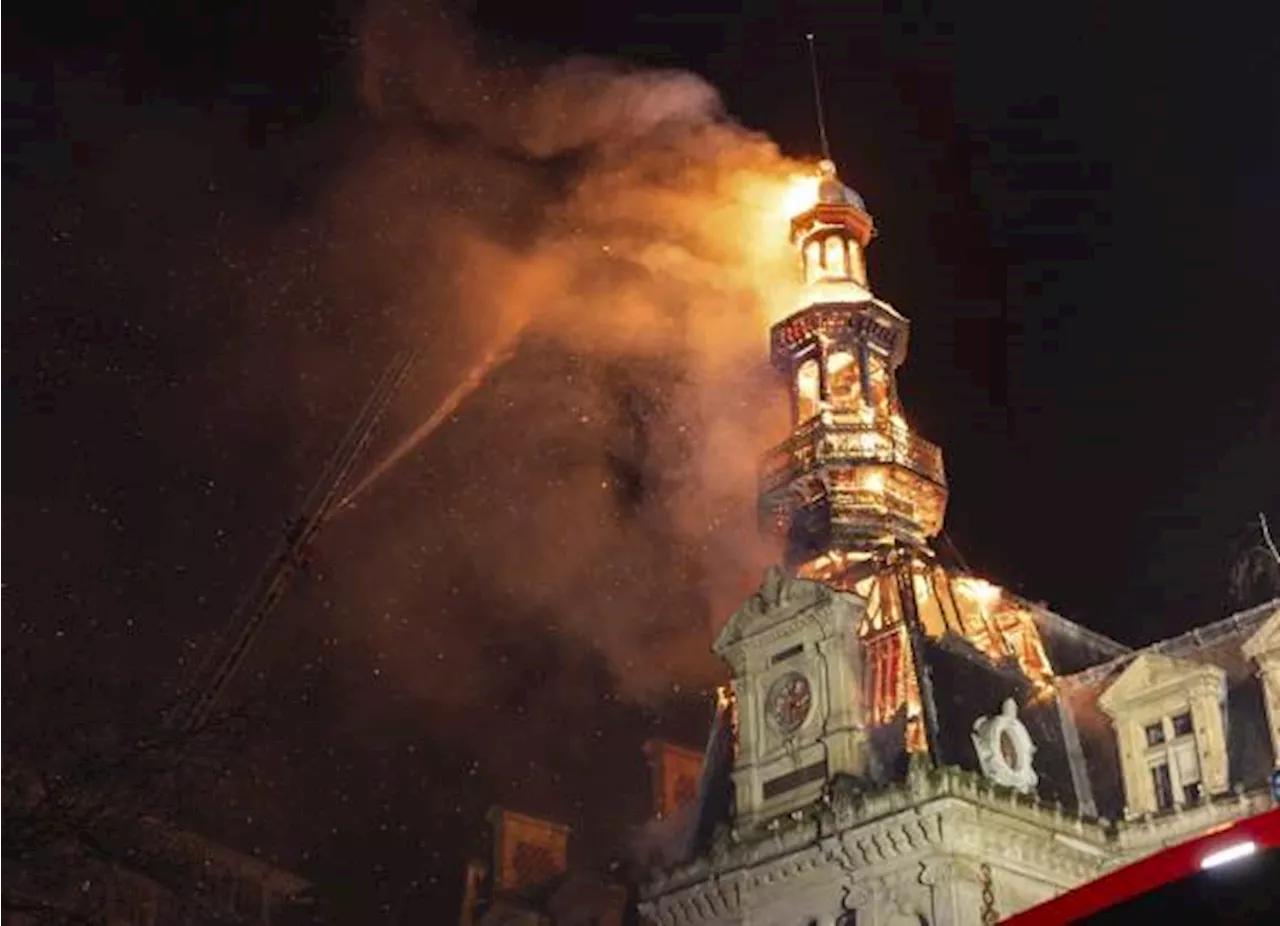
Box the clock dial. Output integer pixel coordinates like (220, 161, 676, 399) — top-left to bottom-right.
(766, 671, 813, 733)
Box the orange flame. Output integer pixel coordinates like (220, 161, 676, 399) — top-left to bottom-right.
(782, 172, 821, 220)
(953, 575, 1002, 609)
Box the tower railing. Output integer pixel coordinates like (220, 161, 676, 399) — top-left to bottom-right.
(760, 414, 946, 491)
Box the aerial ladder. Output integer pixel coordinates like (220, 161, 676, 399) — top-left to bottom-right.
(167, 349, 418, 735)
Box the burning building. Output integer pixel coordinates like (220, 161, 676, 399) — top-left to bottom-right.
(634, 160, 1280, 925)
(459, 158, 1279, 926)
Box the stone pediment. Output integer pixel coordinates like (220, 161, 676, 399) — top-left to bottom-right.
(1242, 605, 1280, 661)
(713, 566, 833, 656)
(1097, 651, 1224, 715)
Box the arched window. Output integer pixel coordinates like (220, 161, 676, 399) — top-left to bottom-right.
(804, 240, 822, 284)
(796, 358, 821, 422)
(826, 351, 858, 409)
(866, 353, 890, 413)
(823, 236, 849, 279)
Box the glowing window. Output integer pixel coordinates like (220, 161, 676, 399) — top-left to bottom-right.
(804, 240, 822, 284)
(823, 236, 848, 279)
(796, 358, 821, 422)
(865, 353, 890, 412)
(826, 351, 858, 407)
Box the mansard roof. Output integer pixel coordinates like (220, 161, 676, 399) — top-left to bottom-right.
(1062, 598, 1278, 692)
(1057, 598, 1279, 821)
(1025, 602, 1131, 674)
(1242, 605, 1280, 661)
(919, 634, 1086, 809)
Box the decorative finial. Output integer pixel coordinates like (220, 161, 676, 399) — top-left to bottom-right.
(805, 33, 832, 163)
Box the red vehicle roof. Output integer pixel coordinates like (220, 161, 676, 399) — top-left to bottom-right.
(1000, 806, 1280, 924)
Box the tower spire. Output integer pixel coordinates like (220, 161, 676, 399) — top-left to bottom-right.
(761, 142, 947, 570)
(805, 33, 832, 162)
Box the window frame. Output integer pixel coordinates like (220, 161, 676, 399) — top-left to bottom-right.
(1149, 761, 1175, 811)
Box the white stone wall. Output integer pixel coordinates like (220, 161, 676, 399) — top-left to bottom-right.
(1107, 788, 1274, 865)
(641, 771, 1113, 926)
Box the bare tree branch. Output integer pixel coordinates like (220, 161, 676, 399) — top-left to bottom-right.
(4, 687, 303, 924)
(1229, 513, 1280, 607)
(1260, 512, 1280, 566)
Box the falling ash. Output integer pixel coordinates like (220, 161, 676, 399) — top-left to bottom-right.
(305, 0, 827, 735)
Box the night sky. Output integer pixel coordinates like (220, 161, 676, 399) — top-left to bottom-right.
(6, 0, 1280, 921)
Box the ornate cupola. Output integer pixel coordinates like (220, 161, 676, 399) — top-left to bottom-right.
(760, 160, 949, 577)
(793, 159, 874, 290)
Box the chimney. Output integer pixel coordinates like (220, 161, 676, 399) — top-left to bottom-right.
(641, 740, 704, 819)
(486, 807, 570, 893)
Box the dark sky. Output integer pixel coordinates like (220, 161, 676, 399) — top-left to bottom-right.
(6, 0, 1280, 921)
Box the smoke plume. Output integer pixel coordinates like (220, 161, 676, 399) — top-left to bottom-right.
(301, 0, 819, 726)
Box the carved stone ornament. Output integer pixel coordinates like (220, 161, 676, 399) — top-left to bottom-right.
(748, 564, 816, 616)
(840, 881, 875, 912)
(884, 896, 929, 926)
(759, 564, 786, 608)
(971, 698, 1039, 794)
(714, 565, 833, 656)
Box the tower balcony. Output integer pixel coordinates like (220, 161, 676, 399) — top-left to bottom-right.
(760, 413, 946, 494)
(758, 413, 949, 557)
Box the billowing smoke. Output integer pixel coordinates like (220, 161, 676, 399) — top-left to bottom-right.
(291, 0, 819, 730)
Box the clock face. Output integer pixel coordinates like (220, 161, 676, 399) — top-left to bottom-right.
(766, 671, 813, 733)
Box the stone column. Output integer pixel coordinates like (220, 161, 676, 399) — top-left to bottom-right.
(1189, 681, 1229, 795)
(1256, 655, 1280, 764)
(919, 857, 986, 926)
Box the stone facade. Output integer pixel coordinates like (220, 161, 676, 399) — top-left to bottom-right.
(642, 764, 1111, 926)
(637, 590, 1280, 926)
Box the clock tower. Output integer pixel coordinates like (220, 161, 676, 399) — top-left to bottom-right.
(713, 565, 868, 827)
(638, 146, 1272, 926)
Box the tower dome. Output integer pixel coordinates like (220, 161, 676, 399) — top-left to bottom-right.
(816, 159, 867, 212)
